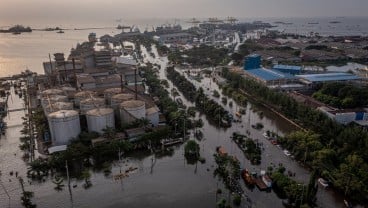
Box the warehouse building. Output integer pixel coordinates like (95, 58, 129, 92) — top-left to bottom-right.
(296, 73, 361, 86)
(272, 65, 302, 75)
(242, 54, 297, 86)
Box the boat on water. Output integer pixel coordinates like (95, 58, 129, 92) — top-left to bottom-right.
(216, 146, 227, 156)
(308, 22, 319, 24)
(263, 132, 270, 139)
(344, 199, 353, 208)
(241, 169, 255, 186)
(12, 31, 21, 35)
(254, 177, 268, 191)
(235, 111, 242, 118)
(283, 150, 291, 157)
(329, 21, 341, 24)
(176, 97, 183, 105)
(57, 30, 64, 33)
(262, 175, 272, 188)
(318, 178, 329, 188)
(270, 140, 278, 145)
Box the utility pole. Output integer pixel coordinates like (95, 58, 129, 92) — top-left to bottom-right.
(66, 160, 73, 207)
(118, 148, 122, 174)
(134, 68, 138, 100)
(120, 74, 124, 93)
(304, 146, 308, 164)
(65, 160, 70, 188)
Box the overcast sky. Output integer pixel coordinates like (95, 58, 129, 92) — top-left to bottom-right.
(1, 0, 367, 24)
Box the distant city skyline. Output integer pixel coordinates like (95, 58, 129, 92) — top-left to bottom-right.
(1, 0, 367, 25)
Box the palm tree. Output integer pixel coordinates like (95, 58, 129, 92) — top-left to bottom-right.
(137, 118, 151, 129)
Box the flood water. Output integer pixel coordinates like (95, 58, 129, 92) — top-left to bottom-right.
(141, 45, 346, 208)
(0, 45, 346, 208)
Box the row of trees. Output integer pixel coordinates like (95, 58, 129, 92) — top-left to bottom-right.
(221, 68, 368, 203)
(232, 132, 261, 165)
(166, 66, 197, 102)
(142, 66, 195, 135)
(312, 82, 368, 108)
(166, 67, 232, 127)
(271, 167, 318, 208)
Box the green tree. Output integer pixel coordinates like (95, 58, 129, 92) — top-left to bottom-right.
(184, 140, 200, 161)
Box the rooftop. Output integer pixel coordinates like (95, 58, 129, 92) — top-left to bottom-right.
(247, 54, 261, 58)
(296, 73, 360, 83)
(245, 68, 295, 81)
(75, 90, 96, 98)
(48, 145, 67, 154)
(95, 74, 121, 84)
(120, 100, 145, 108)
(113, 56, 137, 66)
(86, 108, 114, 116)
(146, 106, 159, 115)
(159, 32, 192, 38)
(273, 64, 302, 71)
(48, 110, 79, 118)
(77, 74, 95, 84)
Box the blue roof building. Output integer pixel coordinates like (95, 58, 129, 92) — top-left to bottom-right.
(296, 73, 360, 84)
(244, 54, 261, 70)
(243, 68, 296, 85)
(272, 65, 302, 75)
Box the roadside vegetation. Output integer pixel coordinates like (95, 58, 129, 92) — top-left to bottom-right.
(167, 66, 232, 127)
(221, 67, 368, 204)
(312, 83, 368, 108)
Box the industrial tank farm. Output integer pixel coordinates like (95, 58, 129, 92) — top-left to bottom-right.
(74, 90, 97, 107)
(41, 88, 64, 97)
(80, 97, 106, 114)
(104, 88, 123, 104)
(86, 108, 115, 134)
(61, 86, 77, 99)
(47, 110, 81, 146)
(44, 101, 74, 114)
(41, 95, 69, 108)
(110, 93, 135, 110)
(119, 100, 146, 126)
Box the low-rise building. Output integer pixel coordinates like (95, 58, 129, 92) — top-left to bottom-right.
(158, 33, 193, 44)
(318, 106, 368, 125)
(272, 65, 302, 75)
(296, 73, 361, 86)
(76, 74, 96, 90)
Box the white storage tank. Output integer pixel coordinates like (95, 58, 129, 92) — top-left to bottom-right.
(61, 86, 77, 99)
(86, 108, 115, 134)
(80, 97, 106, 114)
(146, 106, 159, 127)
(41, 89, 64, 97)
(48, 110, 81, 146)
(41, 95, 69, 108)
(110, 93, 135, 110)
(104, 88, 123, 104)
(119, 100, 146, 126)
(74, 91, 96, 107)
(45, 102, 74, 114)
